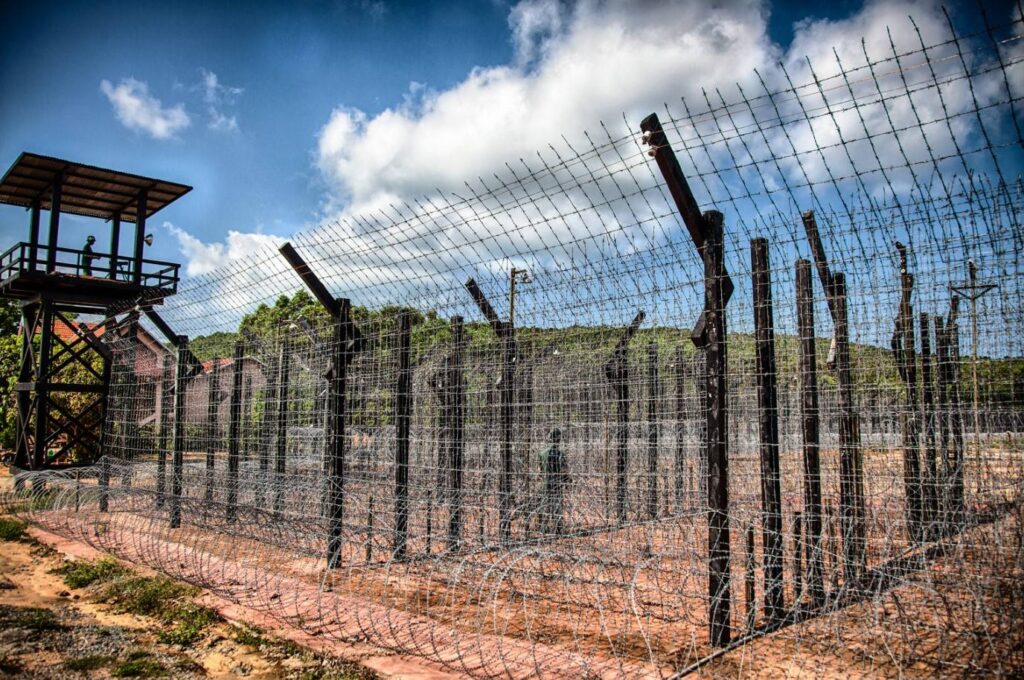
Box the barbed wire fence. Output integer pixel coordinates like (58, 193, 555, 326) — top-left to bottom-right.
(5, 7, 1024, 678)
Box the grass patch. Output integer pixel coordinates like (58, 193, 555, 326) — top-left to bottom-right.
(231, 625, 375, 680)
(0, 518, 26, 541)
(155, 602, 220, 645)
(96, 574, 220, 645)
(52, 557, 127, 588)
(111, 651, 166, 678)
(0, 605, 63, 631)
(64, 655, 115, 671)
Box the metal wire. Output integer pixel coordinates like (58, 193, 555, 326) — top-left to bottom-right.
(5, 10, 1024, 678)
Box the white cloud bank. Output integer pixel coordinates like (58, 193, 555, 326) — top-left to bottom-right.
(312, 0, 1001, 216)
(164, 222, 284, 276)
(100, 78, 190, 139)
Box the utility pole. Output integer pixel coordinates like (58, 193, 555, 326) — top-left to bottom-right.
(509, 267, 531, 331)
(951, 260, 996, 465)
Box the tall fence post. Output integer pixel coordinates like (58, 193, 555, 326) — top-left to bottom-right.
(327, 298, 353, 568)
(703, 211, 731, 647)
(892, 242, 922, 542)
(156, 358, 172, 508)
(801, 211, 865, 584)
(205, 362, 219, 505)
(605, 312, 645, 525)
(752, 237, 783, 622)
(641, 113, 733, 648)
(394, 310, 412, 560)
(227, 339, 243, 523)
(169, 335, 188, 529)
(254, 362, 270, 508)
(647, 342, 659, 520)
(945, 299, 965, 526)
(919, 313, 938, 537)
(448, 316, 466, 551)
(464, 278, 516, 544)
(674, 346, 687, 513)
(274, 335, 291, 519)
(796, 259, 824, 607)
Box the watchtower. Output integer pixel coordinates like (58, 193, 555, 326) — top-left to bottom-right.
(0, 152, 188, 470)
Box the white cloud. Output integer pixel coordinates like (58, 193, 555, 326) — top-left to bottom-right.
(198, 68, 243, 132)
(164, 222, 284, 276)
(314, 0, 1001, 217)
(100, 78, 190, 139)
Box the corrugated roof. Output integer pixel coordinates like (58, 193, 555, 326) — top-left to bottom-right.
(0, 152, 192, 223)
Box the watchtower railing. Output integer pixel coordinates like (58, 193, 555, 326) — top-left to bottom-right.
(0, 241, 180, 293)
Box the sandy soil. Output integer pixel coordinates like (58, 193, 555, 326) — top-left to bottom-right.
(0, 525, 381, 679)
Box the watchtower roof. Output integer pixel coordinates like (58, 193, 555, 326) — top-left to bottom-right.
(0, 152, 192, 222)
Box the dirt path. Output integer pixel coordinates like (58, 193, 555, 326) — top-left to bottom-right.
(0, 517, 375, 679)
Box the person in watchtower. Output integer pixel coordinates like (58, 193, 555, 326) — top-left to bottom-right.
(540, 427, 569, 535)
(81, 235, 98, 276)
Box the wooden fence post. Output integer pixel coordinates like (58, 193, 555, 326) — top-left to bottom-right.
(892, 242, 922, 542)
(274, 335, 291, 519)
(205, 362, 219, 505)
(227, 340, 244, 524)
(394, 310, 412, 560)
(801, 211, 865, 583)
(647, 342, 659, 520)
(919, 313, 938, 537)
(796, 259, 824, 607)
(752, 238, 783, 622)
(448, 316, 466, 551)
(169, 336, 188, 529)
(674, 346, 687, 513)
(704, 211, 731, 648)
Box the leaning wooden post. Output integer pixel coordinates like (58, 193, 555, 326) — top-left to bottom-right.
(274, 335, 292, 519)
(919, 313, 938, 536)
(227, 339, 244, 523)
(641, 112, 734, 647)
(394, 311, 412, 560)
(703, 211, 731, 647)
(205, 362, 220, 505)
(752, 238, 784, 622)
(169, 335, 189, 529)
(278, 243, 364, 567)
(674, 346, 687, 513)
(465, 278, 516, 544)
(796, 259, 824, 607)
(647, 342, 659, 520)
(447, 316, 466, 551)
(801, 211, 865, 583)
(891, 242, 922, 542)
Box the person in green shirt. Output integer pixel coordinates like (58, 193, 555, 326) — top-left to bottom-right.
(539, 428, 568, 535)
(81, 235, 98, 276)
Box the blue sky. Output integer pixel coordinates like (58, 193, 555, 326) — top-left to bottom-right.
(0, 0, 1017, 274)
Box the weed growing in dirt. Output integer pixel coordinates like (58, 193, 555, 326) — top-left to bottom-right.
(52, 557, 127, 588)
(96, 574, 220, 645)
(155, 602, 220, 646)
(64, 655, 115, 671)
(111, 651, 166, 678)
(0, 518, 26, 541)
(0, 605, 63, 631)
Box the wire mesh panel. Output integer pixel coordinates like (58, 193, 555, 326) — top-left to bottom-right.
(4, 9, 1024, 678)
